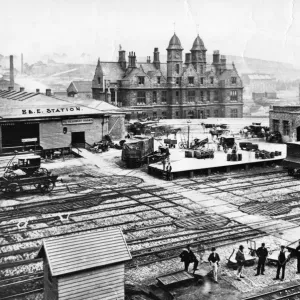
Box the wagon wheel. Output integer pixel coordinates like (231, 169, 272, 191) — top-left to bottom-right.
(144, 129, 152, 137)
(39, 180, 55, 193)
(178, 142, 185, 149)
(6, 183, 19, 193)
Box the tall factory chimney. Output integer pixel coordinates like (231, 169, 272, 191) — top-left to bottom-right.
(21, 53, 24, 74)
(10, 55, 14, 89)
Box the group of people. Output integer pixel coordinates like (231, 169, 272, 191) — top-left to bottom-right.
(179, 242, 300, 283)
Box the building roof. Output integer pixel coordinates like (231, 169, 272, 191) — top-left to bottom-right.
(38, 228, 132, 277)
(167, 33, 184, 50)
(100, 62, 125, 83)
(0, 89, 124, 120)
(191, 35, 206, 51)
(67, 81, 92, 93)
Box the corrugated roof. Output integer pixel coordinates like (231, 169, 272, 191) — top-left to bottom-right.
(69, 81, 92, 93)
(38, 228, 131, 276)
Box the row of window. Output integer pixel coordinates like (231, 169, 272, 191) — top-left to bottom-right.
(136, 90, 238, 104)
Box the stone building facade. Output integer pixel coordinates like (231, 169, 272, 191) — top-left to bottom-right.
(92, 34, 244, 119)
(269, 106, 300, 142)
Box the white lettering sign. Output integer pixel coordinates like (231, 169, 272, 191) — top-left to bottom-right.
(62, 118, 94, 125)
(21, 107, 82, 115)
(22, 138, 38, 143)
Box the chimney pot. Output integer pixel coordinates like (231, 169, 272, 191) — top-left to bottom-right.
(20, 87, 25, 92)
(36, 89, 40, 93)
(10, 55, 14, 89)
(8, 86, 14, 91)
(46, 89, 51, 96)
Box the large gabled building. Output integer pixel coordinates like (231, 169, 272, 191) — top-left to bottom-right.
(92, 33, 244, 119)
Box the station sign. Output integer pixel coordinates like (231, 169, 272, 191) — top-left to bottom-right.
(62, 118, 94, 125)
(21, 107, 82, 115)
(21, 138, 38, 143)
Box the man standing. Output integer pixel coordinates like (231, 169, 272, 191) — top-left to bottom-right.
(236, 245, 246, 281)
(255, 243, 268, 276)
(179, 245, 199, 273)
(208, 247, 220, 283)
(274, 246, 289, 281)
(296, 240, 300, 274)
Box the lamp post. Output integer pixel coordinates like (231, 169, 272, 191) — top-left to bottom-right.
(187, 119, 191, 149)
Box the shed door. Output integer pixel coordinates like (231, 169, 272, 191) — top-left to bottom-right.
(71, 132, 85, 148)
(297, 127, 300, 142)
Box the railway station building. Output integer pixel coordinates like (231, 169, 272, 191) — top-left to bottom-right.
(0, 88, 125, 155)
(269, 105, 300, 142)
(92, 33, 244, 119)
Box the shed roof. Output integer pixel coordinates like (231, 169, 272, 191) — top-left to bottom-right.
(38, 228, 131, 277)
(67, 81, 92, 93)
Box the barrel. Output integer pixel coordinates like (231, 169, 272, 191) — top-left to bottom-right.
(231, 153, 237, 161)
(265, 152, 270, 159)
(278, 151, 282, 156)
(194, 150, 201, 159)
(255, 152, 260, 159)
(261, 153, 266, 159)
(227, 153, 231, 161)
(270, 152, 275, 158)
(275, 151, 279, 156)
(232, 149, 237, 154)
(238, 153, 242, 161)
(185, 150, 193, 158)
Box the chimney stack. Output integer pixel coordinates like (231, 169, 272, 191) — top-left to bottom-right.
(118, 46, 126, 70)
(185, 53, 191, 64)
(20, 87, 25, 92)
(8, 86, 14, 91)
(147, 56, 151, 63)
(128, 52, 136, 68)
(153, 48, 160, 69)
(213, 50, 220, 64)
(220, 55, 227, 72)
(46, 89, 52, 96)
(10, 55, 14, 89)
(21, 53, 24, 74)
(36, 88, 40, 93)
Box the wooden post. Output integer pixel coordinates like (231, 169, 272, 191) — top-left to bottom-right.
(189, 171, 194, 178)
(207, 168, 211, 176)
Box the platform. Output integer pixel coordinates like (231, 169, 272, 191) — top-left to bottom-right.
(148, 148, 285, 178)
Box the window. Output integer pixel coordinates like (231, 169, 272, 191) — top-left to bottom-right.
(200, 65, 204, 74)
(200, 91, 204, 101)
(200, 77, 204, 84)
(111, 90, 115, 103)
(138, 76, 145, 85)
(162, 111, 167, 117)
(176, 111, 179, 117)
(231, 77, 237, 84)
(230, 109, 238, 118)
(97, 77, 101, 84)
(230, 90, 238, 101)
(161, 91, 167, 103)
(214, 110, 219, 117)
(210, 77, 214, 84)
(137, 91, 146, 105)
(188, 77, 194, 85)
(206, 110, 210, 118)
(283, 120, 290, 135)
(153, 112, 157, 118)
(176, 77, 181, 85)
(199, 110, 204, 118)
(214, 90, 219, 102)
(153, 91, 157, 103)
(273, 119, 279, 132)
(207, 91, 210, 102)
(176, 64, 180, 74)
(175, 91, 179, 103)
(188, 90, 195, 103)
(157, 77, 161, 84)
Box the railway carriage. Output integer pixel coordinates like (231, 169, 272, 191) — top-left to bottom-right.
(283, 142, 300, 177)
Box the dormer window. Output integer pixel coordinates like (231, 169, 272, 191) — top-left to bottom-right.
(138, 77, 145, 85)
(157, 77, 161, 84)
(210, 77, 214, 84)
(231, 77, 237, 84)
(188, 77, 194, 85)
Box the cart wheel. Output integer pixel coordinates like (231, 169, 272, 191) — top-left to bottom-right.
(40, 180, 55, 193)
(178, 142, 185, 149)
(6, 183, 19, 193)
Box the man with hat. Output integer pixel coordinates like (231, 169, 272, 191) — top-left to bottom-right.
(255, 243, 268, 276)
(179, 245, 199, 273)
(274, 245, 289, 281)
(208, 247, 221, 283)
(236, 245, 246, 281)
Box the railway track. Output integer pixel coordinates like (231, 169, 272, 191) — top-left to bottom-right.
(243, 283, 300, 300)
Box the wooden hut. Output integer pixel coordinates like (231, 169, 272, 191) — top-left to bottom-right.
(37, 228, 132, 300)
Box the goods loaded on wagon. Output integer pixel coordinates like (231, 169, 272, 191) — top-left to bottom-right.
(0, 154, 59, 193)
(243, 123, 269, 138)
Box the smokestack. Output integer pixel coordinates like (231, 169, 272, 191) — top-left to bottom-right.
(10, 55, 14, 89)
(153, 48, 160, 69)
(46, 89, 52, 96)
(20, 87, 25, 92)
(21, 53, 24, 74)
(213, 50, 220, 64)
(36, 89, 40, 93)
(185, 53, 191, 64)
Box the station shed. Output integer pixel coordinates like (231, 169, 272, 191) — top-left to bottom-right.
(38, 228, 132, 300)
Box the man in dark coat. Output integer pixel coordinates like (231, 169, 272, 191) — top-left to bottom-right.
(236, 245, 246, 281)
(208, 247, 220, 283)
(255, 243, 268, 276)
(179, 245, 199, 273)
(296, 240, 300, 274)
(274, 245, 289, 281)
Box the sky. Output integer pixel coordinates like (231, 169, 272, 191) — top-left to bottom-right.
(1, 0, 300, 66)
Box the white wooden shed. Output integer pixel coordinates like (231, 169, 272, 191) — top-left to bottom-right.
(37, 228, 132, 300)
